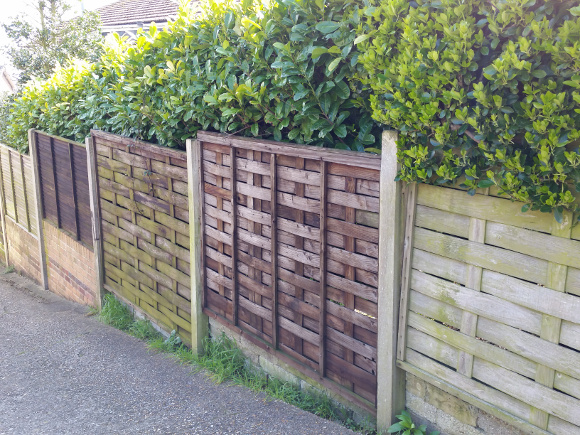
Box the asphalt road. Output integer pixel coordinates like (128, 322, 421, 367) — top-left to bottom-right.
(0, 269, 354, 435)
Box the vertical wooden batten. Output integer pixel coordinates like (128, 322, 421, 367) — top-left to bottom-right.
(187, 139, 209, 355)
(230, 146, 239, 327)
(85, 136, 104, 309)
(270, 152, 278, 349)
(376, 130, 406, 430)
(396, 182, 417, 362)
(28, 129, 49, 290)
(318, 159, 328, 376)
(68, 142, 80, 240)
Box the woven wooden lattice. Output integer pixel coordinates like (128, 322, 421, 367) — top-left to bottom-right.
(399, 184, 580, 434)
(198, 132, 381, 412)
(92, 131, 191, 344)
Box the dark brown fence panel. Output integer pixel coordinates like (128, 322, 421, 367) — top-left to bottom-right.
(0, 144, 37, 234)
(91, 130, 192, 345)
(197, 131, 381, 413)
(35, 131, 92, 248)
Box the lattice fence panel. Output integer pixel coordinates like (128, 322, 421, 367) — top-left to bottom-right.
(398, 183, 580, 435)
(92, 131, 192, 345)
(199, 132, 381, 413)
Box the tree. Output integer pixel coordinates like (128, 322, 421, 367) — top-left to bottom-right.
(2, 0, 102, 85)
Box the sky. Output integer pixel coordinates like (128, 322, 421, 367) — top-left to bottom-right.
(0, 0, 118, 69)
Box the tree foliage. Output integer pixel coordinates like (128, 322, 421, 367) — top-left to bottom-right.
(0, 92, 14, 144)
(2, 0, 102, 84)
(357, 0, 580, 218)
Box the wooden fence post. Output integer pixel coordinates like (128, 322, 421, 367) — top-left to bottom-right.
(28, 129, 49, 290)
(0, 147, 9, 267)
(186, 138, 209, 355)
(376, 130, 406, 432)
(85, 136, 104, 309)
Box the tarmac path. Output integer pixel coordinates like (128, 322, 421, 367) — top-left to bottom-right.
(0, 270, 354, 435)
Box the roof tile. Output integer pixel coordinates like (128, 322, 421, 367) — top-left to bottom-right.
(97, 0, 180, 27)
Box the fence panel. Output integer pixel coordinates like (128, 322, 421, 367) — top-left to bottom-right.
(397, 183, 580, 434)
(34, 131, 92, 248)
(197, 131, 381, 413)
(91, 130, 192, 345)
(0, 144, 36, 234)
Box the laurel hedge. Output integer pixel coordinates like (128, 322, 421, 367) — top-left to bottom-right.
(357, 0, 580, 219)
(5, 0, 580, 217)
(7, 0, 379, 153)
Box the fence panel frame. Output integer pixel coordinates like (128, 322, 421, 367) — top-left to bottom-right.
(92, 129, 192, 343)
(395, 174, 580, 434)
(192, 130, 384, 416)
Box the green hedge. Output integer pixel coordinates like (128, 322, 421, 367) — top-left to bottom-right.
(357, 0, 580, 219)
(7, 0, 379, 153)
(5, 0, 580, 217)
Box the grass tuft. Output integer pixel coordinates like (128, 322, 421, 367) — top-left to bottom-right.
(129, 319, 162, 341)
(98, 294, 133, 330)
(95, 293, 375, 433)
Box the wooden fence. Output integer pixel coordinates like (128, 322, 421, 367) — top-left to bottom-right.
(4, 127, 577, 434)
(0, 142, 37, 235)
(32, 131, 93, 248)
(396, 183, 580, 434)
(192, 131, 382, 413)
(90, 130, 192, 345)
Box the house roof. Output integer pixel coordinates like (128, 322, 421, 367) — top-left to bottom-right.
(96, 0, 180, 28)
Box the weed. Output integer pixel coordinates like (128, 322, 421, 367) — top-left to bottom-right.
(94, 294, 376, 434)
(148, 330, 182, 353)
(2, 265, 14, 274)
(98, 294, 133, 330)
(388, 410, 439, 435)
(129, 319, 161, 341)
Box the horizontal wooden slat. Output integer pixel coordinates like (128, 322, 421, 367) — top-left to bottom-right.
(278, 316, 319, 345)
(411, 269, 542, 334)
(476, 317, 580, 382)
(327, 272, 377, 303)
(237, 182, 271, 202)
(414, 227, 548, 285)
(327, 246, 378, 273)
(327, 190, 379, 213)
(482, 270, 580, 324)
(326, 217, 378, 243)
(409, 313, 537, 379)
(412, 248, 467, 285)
(417, 184, 554, 233)
(485, 221, 580, 268)
(415, 204, 470, 238)
(473, 357, 580, 427)
(278, 243, 320, 268)
(277, 192, 319, 213)
(404, 349, 535, 425)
